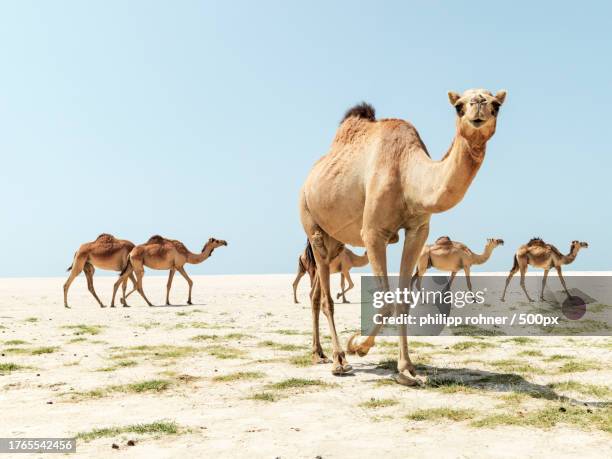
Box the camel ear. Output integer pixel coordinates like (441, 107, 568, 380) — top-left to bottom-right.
(494, 90, 507, 105)
(448, 91, 461, 106)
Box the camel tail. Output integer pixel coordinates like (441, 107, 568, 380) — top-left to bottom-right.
(120, 257, 132, 277)
(305, 240, 316, 269)
(510, 255, 518, 272)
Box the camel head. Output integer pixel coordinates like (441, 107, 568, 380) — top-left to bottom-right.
(487, 238, 504, 249)
(571, 240, 589, 252)
(448, 89, 507, 142)
(203, 237, 228, 254)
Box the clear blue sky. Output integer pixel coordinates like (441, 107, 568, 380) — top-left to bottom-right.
(1, 1, 610, 277)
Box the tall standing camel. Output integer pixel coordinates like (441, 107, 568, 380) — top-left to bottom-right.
(63, 234, 138, 308)
(411, 236, 504, 291)
(292, 242, 368, 304)
(300, 88, 507, 384)
(112, 236, 228, 307)
(501, 238, 588, 302)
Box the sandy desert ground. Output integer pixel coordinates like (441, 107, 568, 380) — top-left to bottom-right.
(0, 274, 610, 458)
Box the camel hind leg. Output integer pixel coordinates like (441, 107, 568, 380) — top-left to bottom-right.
(336, 270, 354, 303)
(63, 254, 88, 308)
(83, 263, 105, 308)
(300, 194, 350, 374)
(292, 257, 307, 304)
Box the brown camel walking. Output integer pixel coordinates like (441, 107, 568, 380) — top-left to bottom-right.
(292, 243, 368, 304)
(501, 238, 588, 302)
(300, 88, 507, 383)
(112, 236, 227, 307)
(63, 234, 138, 308)
(412, 236, 504, 291)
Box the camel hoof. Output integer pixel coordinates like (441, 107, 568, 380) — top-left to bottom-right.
(123, 304, 131, 308)
(110, 305, 116, 308)
(342, 300, 349, 304)
(64, 305, 70, 309)
(187, 301, 193, 305)
(342, 364, 353, 372)
(394, 371, 424, 387)
(336, 293, 341, 300)
(312, 354, 331, 364)
(166, 302, 171, 306)
(100, 305, 107, 308)
(331, 363, 351, 375)
(500, 298, 505, 303)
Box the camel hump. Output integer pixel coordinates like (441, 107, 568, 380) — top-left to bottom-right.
(95, 233, 116, 243)
(435, 236, 452, 245)
(527, 237, 545, 247)
(169, 239, 189, 255)
(341, 102, 376, 124)
(146, 235, 166, 244)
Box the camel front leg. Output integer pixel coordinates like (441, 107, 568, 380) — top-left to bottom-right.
(125, 273, 138, 299)
(176, 266, 194, 305)
(396, 223, 429, 386)
(540, 269, 550, 301)
(83, 263, 105, 308)
(519, 265, 534, 302)
(555, 266, 571, 298)
(463, 266, 473, 292)
(112, 265, 133, 307)
(120, 277, 130, 307)
(63, 256, 87, 308)
(347, 230, 389, 357)
(166, 268, 176, 305)
(446, 271, 457, 291)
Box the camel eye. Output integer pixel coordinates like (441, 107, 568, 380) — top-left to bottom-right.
(455, 103, 464, 116)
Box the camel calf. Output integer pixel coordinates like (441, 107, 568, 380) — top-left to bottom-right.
(292, 242, 368, 303)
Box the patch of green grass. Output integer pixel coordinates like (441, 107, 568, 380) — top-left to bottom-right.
(68, 337, 87, 343)
(490, 359, 534, 373)
(518, 349, 543, 357)
(0, 363, 24, 374)
(288, 352, 313, 367)
(190, 334, 221, 342)
(24, 317, 38, 323)
(212, 371, 265, 382)
(504, 337, 537, 345)
(224, 333, 252, 340)
(62, 324, 104, 336)
(407, 408, 475, 422)
(204, 345, 246, 360)
(557, 360, 600, 374)
(69, 379, 173, 399)
(547, 381, 611, 398)
(451, 341, 495, 351)
(76, 420, 180, 442)
(249, 392, 278, 402)
(267, 378, 334, 390)
(96, 360, 137, 372)
(138, 321, 161, 330)
(111, 345, 198, 360)
(3, 347, 29, 354)
(274, 329, 306, 336)
(545, 354, 574, 361)
(453, 324, 505, 336)
(4, 339, 28, 345)
(359, 398, 398, 409)
(373, 378, 397, 387)
(471, 405, 611, 433)
(375, 358, 398, 373)
(32, 346, 58, 355)
(176, 321, 233, 330)
(426, 378, 478, 394)
(258, 340, 303, 352)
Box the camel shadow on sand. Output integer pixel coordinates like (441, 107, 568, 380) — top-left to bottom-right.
(354, 361, 610, 407)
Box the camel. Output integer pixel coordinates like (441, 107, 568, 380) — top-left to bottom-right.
(63, 234, 138, 308)
(412, 236, 504, 291)
(501, 238, 588, 302)
(300, 88, 507, 384)
(111, 236, 228, 307)
(292, 243, 368, 304)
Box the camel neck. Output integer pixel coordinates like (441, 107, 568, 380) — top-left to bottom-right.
(407, 132, 485, 214)
(187, 244, 215, 264)
(346, 249, 368, 267)
(561, 247, 579, 265)
(472, 243, 495, 265)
